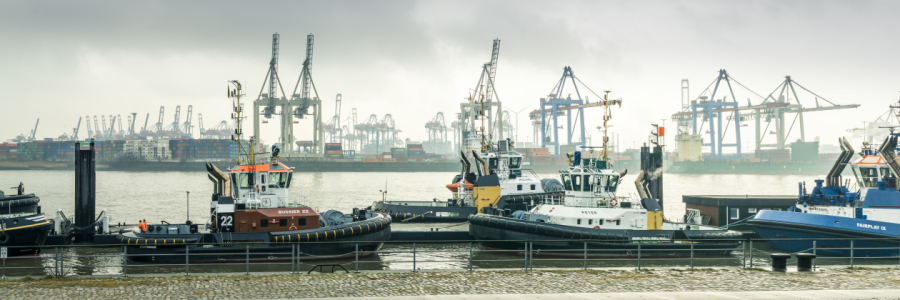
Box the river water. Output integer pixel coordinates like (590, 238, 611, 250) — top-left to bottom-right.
(0, 170, 837, 276)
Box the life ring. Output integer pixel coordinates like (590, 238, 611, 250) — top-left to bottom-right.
(609, 199, 618, 207)
(289, 226, 298, 231)
(593, 225, 600, 229)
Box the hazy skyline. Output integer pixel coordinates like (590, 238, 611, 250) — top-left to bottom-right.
(2, 0, 899, 151)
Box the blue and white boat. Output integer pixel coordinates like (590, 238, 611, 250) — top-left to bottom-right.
(748, 135, 900, 257)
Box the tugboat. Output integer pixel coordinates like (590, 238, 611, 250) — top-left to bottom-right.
(470, 98, 741, 257)
(748, 134, 900, 257)
(117, 81, 391, 262)
(370, 144, 564, 223)
(0, 183, 52, 256)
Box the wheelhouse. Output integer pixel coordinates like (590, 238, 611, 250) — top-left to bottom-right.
(229, 162, 294, 209)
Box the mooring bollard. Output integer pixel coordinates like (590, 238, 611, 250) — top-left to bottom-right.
(771, 253, 791, 272)
(796, 253, 816, 272)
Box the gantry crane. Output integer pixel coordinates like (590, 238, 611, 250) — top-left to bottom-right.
(324, 94, 342, 143)
(425, 112, 450, 154)
(535, 66, 609, 155)
(671, 70, 860, 158)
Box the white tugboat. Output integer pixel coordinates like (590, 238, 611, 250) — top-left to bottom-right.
(117, 80, 391, 262)
(470, 95, 741, 257)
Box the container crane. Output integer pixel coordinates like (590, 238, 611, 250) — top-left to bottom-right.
(181, 105, 193, 138)
(85, 115, 93, 140)
(93, 116, 101, 139)
(72, 117, 81, 141)
(324, 94, 342, 143)
(671, 70, 860, 158)
(425, 112, 449, 154)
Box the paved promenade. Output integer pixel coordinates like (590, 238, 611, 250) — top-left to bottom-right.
(1, 267, 899, 299)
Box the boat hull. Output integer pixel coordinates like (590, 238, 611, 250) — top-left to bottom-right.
(124, 230, 388, 263)
(748, 210, 900, 257)
(121, 214, 392, 263)
(0, 214, 52, 256)
(469, 215, 740, 257)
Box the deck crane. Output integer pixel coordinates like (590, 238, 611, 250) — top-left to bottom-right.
(459, 38, 503, 152)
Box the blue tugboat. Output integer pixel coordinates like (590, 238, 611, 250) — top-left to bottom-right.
(748, 135, 900, 257)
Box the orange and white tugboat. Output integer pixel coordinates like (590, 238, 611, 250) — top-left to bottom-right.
(117, 81, 391, 263)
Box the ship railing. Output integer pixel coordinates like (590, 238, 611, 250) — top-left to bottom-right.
(3, 237, 900, 278)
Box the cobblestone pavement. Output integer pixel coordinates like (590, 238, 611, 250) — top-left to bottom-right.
(2, 267, 900, 300)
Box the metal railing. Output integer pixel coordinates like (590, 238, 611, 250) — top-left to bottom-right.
(2, 237, 900, 279)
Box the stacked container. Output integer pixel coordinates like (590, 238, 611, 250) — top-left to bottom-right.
(391, 147, 408, 162)
(324, 143, 344, 159)
(407, 143, 426, 160)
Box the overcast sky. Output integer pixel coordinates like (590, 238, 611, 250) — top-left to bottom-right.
(2, 0, 899, 152)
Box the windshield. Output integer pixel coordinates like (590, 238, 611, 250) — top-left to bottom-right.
(238, 173, 252, 189)
(562, 174, 573, 191)
(269, 172, 289, 188)
(861, 167, 878, 187)
(606, 175, 619, 192)
(489, 158, 499, 171)
(509, 157, 522, 169)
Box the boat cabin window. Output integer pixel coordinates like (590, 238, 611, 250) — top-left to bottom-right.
(588, 219, 593, 225)
(860, 167, 879, 187)
(572, 175, 582, 191)
(531, 184, 536, 191)
(279, 219, 287, 227)
(577, 219, 582, 225)
(517, 184, 523, 191)
(880, 167, 897, 188)
(509, 157, 522, 169)
(606, 175, 619, 192)
(297, 218, 306, 227)
(260, 219, 268, 228)
(488, 158, 499, 172)
(562, 174, 573, 191)
(260, 172, 267, 191)
(583, 175, 592, 192)
(236, 173, 253, 189)
(269, 172, 289, 188)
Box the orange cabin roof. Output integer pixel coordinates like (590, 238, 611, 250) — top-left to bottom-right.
(229, 162, 293, 172)
(856, 155, 883, 165)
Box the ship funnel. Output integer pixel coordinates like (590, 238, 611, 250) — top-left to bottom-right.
(877, 135, 900, 190)
(472, 150, 489, 176)
(826, 137, 855, 187)
(459, 150, 471, 176)
(206, 163, 232, 197)
(208, 174, 219, 197)
(634, 170, 651, 199)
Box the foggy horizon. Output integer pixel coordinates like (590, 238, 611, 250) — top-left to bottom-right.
(3, 0, 899, 152)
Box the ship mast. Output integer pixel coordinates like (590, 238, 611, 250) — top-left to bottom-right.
(229, 80, 254, 165)
(597, 91, 622, 163)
